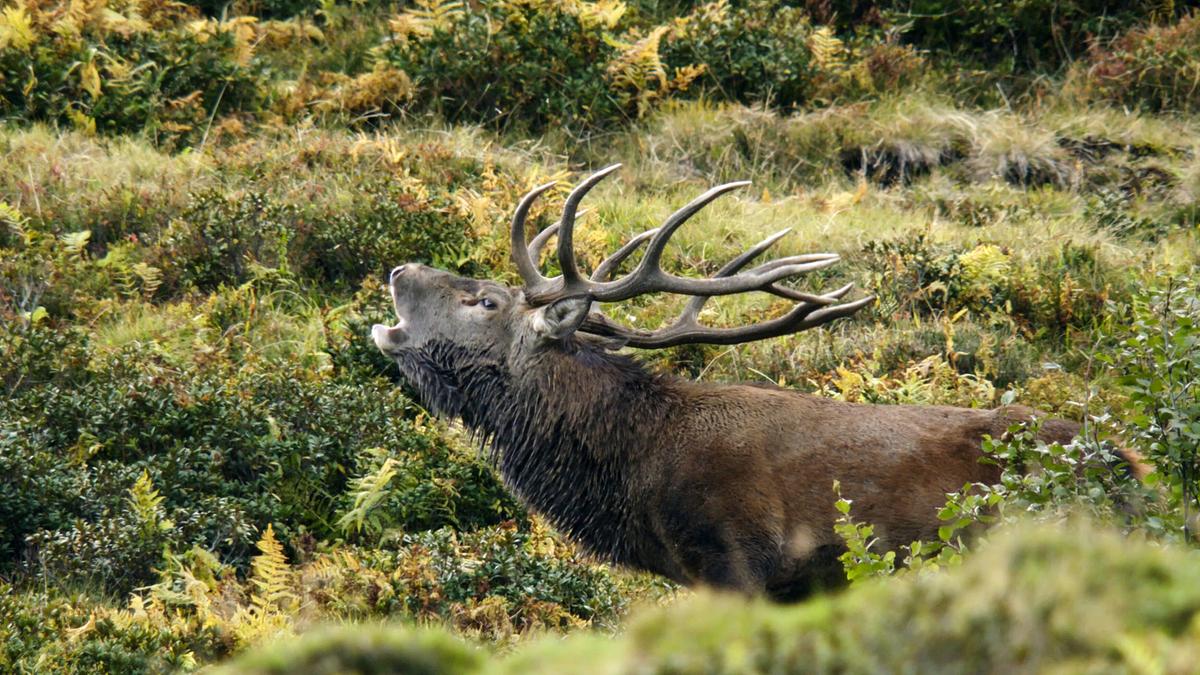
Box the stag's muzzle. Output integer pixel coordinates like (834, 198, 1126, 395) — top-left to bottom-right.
(374, 264, 417, 354)
(372, 320, 407, 354)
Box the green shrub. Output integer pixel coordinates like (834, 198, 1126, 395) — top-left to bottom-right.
(1077, 12, 1200, 112)
(1107, 275, 1200, 541)
(661, 0, 820, 107)
(382, 523, 628, 633)
(0, 0, 266, 145)
(661, 0, 922, 109)
(374, 0, 630, 132)
(152, 179, 476, 293)
(811, 0, 1168, 73)
(156, 190, 292, 292)
(0, 323, 517, 592)
(369, 0, 803, 132)
(185, 0, 324, 19)
(0, 584, 215, 674)
(295, 177, 477, 286)
(860, 233, 1125, 337)
(339, 444, 519, 540)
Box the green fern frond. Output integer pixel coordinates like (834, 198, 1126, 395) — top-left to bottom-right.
(59, 230, 92, 260)
(131, 262, 163, 298)
(337, 455, 400, 537)
(411, 0, 464, 31)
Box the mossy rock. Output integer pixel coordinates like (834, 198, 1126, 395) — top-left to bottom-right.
(214, 625, 482, 675)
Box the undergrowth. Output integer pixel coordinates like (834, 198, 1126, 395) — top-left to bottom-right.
(4, 1, 1200, 672)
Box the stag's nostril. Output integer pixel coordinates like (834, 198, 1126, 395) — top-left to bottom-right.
(390, 265, 408, 283)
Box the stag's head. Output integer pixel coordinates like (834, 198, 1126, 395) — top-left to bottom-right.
(372, 165, 873, 394)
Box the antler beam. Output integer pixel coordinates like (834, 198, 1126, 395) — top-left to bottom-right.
(508, 165, 874, 347)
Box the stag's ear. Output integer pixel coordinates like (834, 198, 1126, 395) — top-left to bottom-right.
(531, 296, 591, 342)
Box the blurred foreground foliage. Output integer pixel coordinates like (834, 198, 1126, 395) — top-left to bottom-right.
(215, 521, 1200, 674)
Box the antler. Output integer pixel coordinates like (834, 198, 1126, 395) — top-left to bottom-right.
(509, 165, 873, 347)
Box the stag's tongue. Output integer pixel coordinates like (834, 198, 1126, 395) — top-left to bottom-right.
(371, 317, 408, 352)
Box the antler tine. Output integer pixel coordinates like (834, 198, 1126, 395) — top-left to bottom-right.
(511, 181, 557, 286)
(589, 231, 866, 347)
(676, 227, 792, 325)
(591, 227, 660, 282)
(585, 182, 843, 302)
(634, 181, 751, 277)
(527, 222, 559, 262)
(769, 282, 853, 304)
(640, 258, 846, 297)
(745, 254, 839, 276)
(526, 209, 590, 264)
(557, 164, 622, 287)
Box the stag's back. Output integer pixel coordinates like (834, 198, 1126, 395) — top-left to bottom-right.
(659, 381, 1076, 549)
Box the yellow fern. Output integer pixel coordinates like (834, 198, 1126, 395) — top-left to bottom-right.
(0, 201, 26, 238)
(127, 470, 166, 532)
(390, 0, 463, 42)
(0, 5, 35, 51)
(248, 524, 296, 617)
(576, 0, 626, 30)
(606, 26, 670, 117)
(957, 244, 1011, 297)
(130, 262, 163, 298)
(807, 25, 847, 71)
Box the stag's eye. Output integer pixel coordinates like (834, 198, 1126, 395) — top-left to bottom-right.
(479, 297, 498, 310)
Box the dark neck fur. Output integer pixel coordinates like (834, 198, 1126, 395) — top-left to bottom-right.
(393, 339, 675, 565)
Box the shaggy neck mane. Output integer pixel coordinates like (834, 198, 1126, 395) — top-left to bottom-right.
(395, 338, 676, 566)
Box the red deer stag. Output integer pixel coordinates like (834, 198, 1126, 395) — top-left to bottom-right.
(372, 165, 1141, 600)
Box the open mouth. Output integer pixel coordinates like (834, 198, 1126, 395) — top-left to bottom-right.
(371, 315, 408, 353)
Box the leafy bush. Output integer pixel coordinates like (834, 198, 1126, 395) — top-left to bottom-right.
(374, 0, 634, 132)
(185, 0, 325, 20)
(144, 178, 475, 293)
(902, 0, 1155, 72)
(661, 0, 922, 109)
(661, 0, 821, 107)
(157, 190, 292, 292)
(294, 177, 477, 286)
(372, 0, 922, 131)
(861, 233, 1124, 336)
(0, 316, 516, 592)
(27, 472, 176, 592)
(1078, 12, 1200, 112)
(1106, 275, 1200, 540)
(0, 584, 213, 674)
(810, 0, 1166, 73)
(0, 0, 266, 145)
(381, 522, 629, 634)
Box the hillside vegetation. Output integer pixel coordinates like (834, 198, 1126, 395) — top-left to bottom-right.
(2, 0, 1200, 672)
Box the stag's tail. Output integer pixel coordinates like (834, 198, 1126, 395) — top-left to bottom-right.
(1114, 446, 1152, 481)
(1022, 413, 1152, 482)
